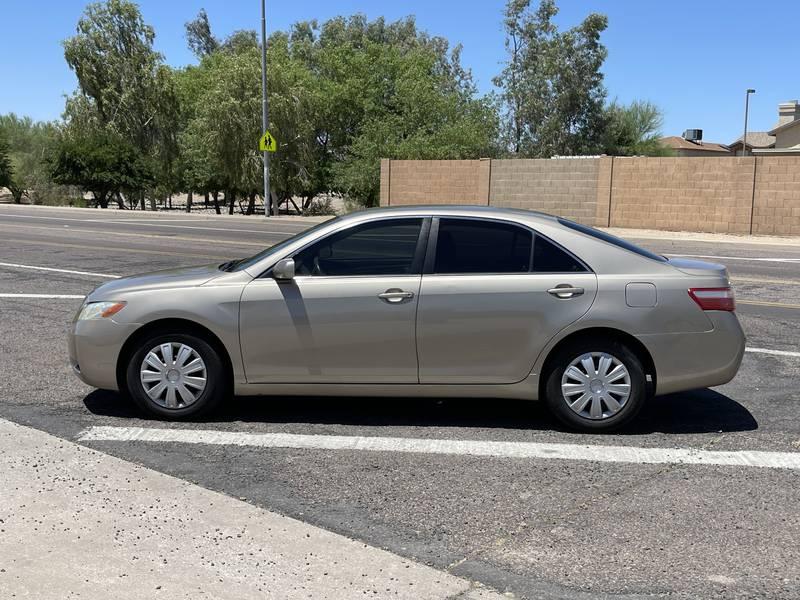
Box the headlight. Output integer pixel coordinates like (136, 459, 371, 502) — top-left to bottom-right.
(77, 301, 127, 320)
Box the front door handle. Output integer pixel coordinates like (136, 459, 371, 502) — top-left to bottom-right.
(547, 286, 585, 299)
(378, 289, 415, 303)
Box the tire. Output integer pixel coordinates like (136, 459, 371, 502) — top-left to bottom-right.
(125, 332, 228, 420)
(544, 340, 646, 432)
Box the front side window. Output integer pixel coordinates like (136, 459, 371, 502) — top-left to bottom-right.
(434, 219, 532, 274)
(294, 218, 424, 276)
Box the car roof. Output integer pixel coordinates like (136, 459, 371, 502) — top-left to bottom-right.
(339, 205, 559, 224)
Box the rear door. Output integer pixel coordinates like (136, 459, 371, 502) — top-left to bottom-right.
(417, 217, 597, 384)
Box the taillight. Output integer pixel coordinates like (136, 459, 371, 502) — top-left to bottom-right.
(688, 287, 735, 311)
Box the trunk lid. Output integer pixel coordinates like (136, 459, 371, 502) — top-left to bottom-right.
(667, 257, 729, 279)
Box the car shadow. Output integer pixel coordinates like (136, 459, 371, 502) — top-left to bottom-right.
(83, 387, 757, 435)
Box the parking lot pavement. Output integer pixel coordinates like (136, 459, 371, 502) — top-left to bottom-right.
(2, 204, 800, 599)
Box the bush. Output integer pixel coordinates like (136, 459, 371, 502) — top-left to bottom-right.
(303, 197, 337, 216)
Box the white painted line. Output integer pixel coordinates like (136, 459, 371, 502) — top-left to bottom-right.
(0, 213, 304, 235)
(666, 253, 800, 263)
(0, 261, 120, 279)
(78, 426, 800, 470)
(746, 347, 800, 358)
(0, 293, 84, 299)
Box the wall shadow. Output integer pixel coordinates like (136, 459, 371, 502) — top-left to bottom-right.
(83, 387, 757, 435)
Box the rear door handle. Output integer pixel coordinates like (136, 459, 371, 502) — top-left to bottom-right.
(548, 286, 585, 299)
(378, 289, 415, 303)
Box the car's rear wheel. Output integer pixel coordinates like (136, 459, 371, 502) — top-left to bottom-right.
(125, 332, 227, 419)
(544, 340, 646, 432)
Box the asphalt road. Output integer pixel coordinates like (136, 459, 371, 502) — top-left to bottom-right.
(2, 203, 800, 599)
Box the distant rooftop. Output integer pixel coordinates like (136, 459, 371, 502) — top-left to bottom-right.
(729, 131, 775, 148)
(659, 136, 730, 153)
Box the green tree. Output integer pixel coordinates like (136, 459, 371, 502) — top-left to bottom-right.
(62, 0, 180, 205)
(494, 0, 608, 157)
(185, 9, 219, 59)
(602, 100, 674, 156)
(0, 131, 13, 191)
(50, 130, 153, 208)
(300, 15, 499, 206)
(0, 114, 63, 204)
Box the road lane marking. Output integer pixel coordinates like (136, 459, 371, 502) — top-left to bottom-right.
(2, 237, 229, 259)
(737, 299, 800, 310)
(0, 261, 120, 279)
(78, 426, 800, 470)
(746, 347, 800, 358)
(0, 222, 282, 249)
(0, 293, 84, 299)
(0, 213, 308, 235)
(0, 222, 275, 247)
(731, 276, 800, 286)
(666, 253, 800, 263)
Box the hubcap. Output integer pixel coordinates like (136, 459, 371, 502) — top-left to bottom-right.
(139, 342, 207, 409)
(561, 352, 631, 420)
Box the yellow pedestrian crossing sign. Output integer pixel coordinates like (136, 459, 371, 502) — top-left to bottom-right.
(259, 131, 277, 152)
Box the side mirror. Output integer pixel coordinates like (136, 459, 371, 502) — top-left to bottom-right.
(272, 257, 295, 281)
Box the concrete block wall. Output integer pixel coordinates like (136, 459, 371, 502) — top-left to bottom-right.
(381, 159, 490, 206)
(752, 157, 800, 235)
(379, 156, 800, 235)
(609, 157, 755, 234)
(489, 159, 601, 225)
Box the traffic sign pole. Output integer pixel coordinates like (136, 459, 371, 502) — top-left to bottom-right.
(260, 0, 271, 217)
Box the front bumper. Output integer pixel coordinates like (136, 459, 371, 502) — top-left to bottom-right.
(637, 311, 746, 396)
(68, 317, 141, 391)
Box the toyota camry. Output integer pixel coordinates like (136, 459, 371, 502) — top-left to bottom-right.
(69, 206, 745, 431)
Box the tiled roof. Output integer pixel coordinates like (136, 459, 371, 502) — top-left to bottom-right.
(729, 131, 775, 148)
(659, 136, 731, 153)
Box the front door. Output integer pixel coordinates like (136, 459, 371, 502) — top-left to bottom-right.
(239, 218, 427, 383)
(417, 218, 598, 384)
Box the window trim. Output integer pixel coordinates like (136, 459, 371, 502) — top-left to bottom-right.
(423, 216, 591, 276)
(266, 216, 431, 279)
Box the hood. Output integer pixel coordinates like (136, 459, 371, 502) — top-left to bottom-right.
(667, 257, 729, 278)
(88, 263, 225, 300)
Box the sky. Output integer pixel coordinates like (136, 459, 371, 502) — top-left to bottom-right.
(0, 0, 796, 144)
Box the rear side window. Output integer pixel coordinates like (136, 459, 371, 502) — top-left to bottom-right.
(533, 235, 587, 273)
(558, 218, 667, 263)
(434, 219, 532, 274)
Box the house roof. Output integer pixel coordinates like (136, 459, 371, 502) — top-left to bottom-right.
(729, 131, 775, 148)
(769, 119, 800, 136)
(660, 136, 731, 153)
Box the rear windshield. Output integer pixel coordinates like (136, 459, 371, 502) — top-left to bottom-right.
(557, 218, 667, 263)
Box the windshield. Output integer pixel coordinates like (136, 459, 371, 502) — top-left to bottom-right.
(557, 218, 667, 263)
(225, 217, 340, 272)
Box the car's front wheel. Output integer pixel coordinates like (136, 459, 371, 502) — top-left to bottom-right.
(125, 332, 227, 419)
(544, 340, 647, 432)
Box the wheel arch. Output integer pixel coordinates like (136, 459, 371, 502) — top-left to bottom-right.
(537, 327, 657, 400)
(116, 318, 235, 393)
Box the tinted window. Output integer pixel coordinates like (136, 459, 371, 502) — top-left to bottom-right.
(557, 218, 667, 263)
(231, 218, 340, 272)
(533, 235, 587, 273)
(294, 219, 423, 276)
(434, 219, 532, 274)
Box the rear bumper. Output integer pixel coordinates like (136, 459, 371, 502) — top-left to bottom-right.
(637, 311, 746, 396)
(68, 318, 141, 391)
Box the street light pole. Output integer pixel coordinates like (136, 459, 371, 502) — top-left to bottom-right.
(260, 0, 271, 217)
(743, 88, 755, 157)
